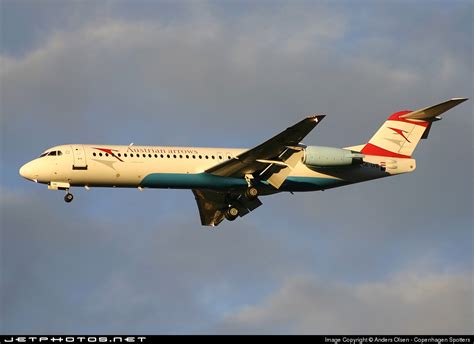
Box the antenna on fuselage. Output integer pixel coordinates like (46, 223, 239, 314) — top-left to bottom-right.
(129, 142, 134, 146)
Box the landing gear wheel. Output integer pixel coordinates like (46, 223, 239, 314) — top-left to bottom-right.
(64, 193, 74, 203)
(225, 206, 239, 221)
(245, 187, 258, 200)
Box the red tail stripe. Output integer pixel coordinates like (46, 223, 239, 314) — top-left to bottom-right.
(387, 111, 429, 127)
(361, 143, 411, 158)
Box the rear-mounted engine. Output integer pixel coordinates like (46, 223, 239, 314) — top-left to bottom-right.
(303, 146, 364, 167)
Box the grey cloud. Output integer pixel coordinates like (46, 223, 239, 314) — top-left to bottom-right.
(216, 270, 473, 334)
(3, 188, 470, 334)
(0, 189, 297, 333)
(2, 2, 471, 156)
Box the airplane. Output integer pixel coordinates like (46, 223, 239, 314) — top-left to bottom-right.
(19, 98, 468, 227)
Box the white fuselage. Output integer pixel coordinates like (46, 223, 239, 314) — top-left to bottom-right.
(19, 144, 416, 194)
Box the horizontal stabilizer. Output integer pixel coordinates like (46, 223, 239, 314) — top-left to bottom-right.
(400, 98, 468, 120)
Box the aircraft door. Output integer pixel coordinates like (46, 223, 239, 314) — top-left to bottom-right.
(71, 145, 88, 170)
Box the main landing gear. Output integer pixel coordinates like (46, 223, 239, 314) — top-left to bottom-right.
(244, 174, 259, 200)
(64, 192, 74, 203)
(224, 206, 239, 221)
(245, 186, 258, 200)
(223, 185, 260, 222)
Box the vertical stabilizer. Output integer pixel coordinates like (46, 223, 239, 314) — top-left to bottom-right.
(361, 98, 468, 158)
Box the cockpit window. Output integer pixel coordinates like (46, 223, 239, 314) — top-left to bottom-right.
(39, 150, 62, 158)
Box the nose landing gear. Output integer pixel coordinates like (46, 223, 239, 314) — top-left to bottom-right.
(64, 192, 74, 203)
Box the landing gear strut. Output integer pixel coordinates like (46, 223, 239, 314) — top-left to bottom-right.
(244, 174, 259, 200)
(64, 192, 74, 203)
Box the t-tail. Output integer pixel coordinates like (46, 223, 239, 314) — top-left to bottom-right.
(360, 98, 468, 158)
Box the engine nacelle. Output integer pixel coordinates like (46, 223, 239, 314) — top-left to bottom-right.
(303, 146, 364, 167)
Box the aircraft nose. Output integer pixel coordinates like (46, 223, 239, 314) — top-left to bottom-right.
(19, 161, 36, 181)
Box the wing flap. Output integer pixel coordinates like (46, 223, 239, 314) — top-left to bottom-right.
(263, 149, 304, 189)
(237, 195, 262, 212)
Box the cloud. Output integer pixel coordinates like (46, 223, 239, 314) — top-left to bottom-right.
(0, 189, 297, 333)
(2, 2, 470, 155)
(217, 269, 473, 334)
(2, 184, 472, 334)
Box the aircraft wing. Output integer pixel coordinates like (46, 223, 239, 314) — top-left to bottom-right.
(192, 189, 227, 226)
(195, 115, 324, 226)
(192, 189, 262, 226)
(206, 115, 325, 178)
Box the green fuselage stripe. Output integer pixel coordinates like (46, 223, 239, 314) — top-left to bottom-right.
(140, 173, 347, 192)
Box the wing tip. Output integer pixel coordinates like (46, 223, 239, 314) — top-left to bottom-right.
(307, 114, 326, 122)
(450, 97, 468, 102)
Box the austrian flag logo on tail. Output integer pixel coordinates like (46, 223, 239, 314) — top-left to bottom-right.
(388, 127, 411, 143)
(93, 147, 124, 162)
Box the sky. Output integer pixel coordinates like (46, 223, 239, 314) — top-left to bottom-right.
(1, 0, 473, 335)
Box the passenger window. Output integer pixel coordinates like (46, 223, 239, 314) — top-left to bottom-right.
(219, 156, 222, 160)
(124, 153, 128, 157)
(173, 154, 177, 159)
(167, 154, 170, 158)
(99, 153, 103, 157)
(130, 153, 134, 157)
(192, 155, 196, 159)
(199, 155, 202, 159)
(93, 152, 97, 156)
(160, 154, 164, 158)
(179, 155, 182, 159)
(211, 156, 215, 159)
(154, 154, 158, 158)
(148, 154, 152, 158)
(186, 155, 189, 159)
(118, 153, 121, 157)
(205, 155, 208, 159)
(105, 153, 109, 157)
